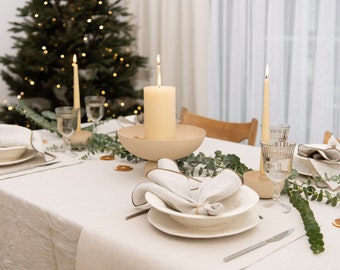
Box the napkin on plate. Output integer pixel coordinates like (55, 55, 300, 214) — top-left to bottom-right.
(0, 124, 45, 158)
(297, 144, 340, 163)
(297, 137, 340, 190)
(132, 158, 242, 216)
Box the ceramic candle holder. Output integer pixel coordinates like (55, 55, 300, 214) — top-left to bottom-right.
(117, 124, 206, 174)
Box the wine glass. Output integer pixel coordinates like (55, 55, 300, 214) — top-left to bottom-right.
(270, 123, 290, 142)
(55, 106, 79, 155)
(85, 96, 105, 133)
(261, 140, 296, 213)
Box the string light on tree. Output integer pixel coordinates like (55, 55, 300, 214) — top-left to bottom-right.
(0, 0, 146, 127)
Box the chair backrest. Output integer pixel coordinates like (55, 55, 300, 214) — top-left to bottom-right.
(180, 107, 258, 146)
(323, 131, 340, 144)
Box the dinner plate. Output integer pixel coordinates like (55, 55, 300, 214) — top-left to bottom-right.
(147, 207, 260, 238)
(145, 185, 259, 230)
(0, 149, 37, 166)
(293, 156, 317, 176)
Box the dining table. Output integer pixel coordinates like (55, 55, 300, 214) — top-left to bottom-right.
(0, 119, 339, 270)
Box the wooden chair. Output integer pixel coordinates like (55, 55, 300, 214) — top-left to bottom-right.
(180, 107, 258, 146)
(323, 131, 340, 144)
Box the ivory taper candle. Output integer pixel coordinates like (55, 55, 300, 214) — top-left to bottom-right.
(156, 54, 161, 87)
(260, 64, 270, 176)
(73, 54, 81, 131)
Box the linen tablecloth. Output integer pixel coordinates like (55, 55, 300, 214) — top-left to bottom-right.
(1, 123, 340, 270)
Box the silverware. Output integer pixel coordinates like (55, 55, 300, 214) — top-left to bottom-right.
(223, 227, 294, 262)
(125, 209, 149, 220)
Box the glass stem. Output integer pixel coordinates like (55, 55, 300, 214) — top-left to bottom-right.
(63, 136, 71, 154)
(272, 181, 281, 202)
(93, 121, 98, 133)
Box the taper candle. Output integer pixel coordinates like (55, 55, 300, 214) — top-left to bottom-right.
(260, 64, 270, 175)
(73, 54, 81, 131)
(156, 54, 161, 87)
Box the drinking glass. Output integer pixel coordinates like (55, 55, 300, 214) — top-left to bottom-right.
(85, 96, 105, 133)
(261, 140, 296, 213)
(55, 106, 79, 155)
(270, 123, 290, 142)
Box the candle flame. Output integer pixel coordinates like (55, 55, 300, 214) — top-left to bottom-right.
(73, 54, 77, 64)
(156, 54, 160, 65)
(265, 64, 269, 79)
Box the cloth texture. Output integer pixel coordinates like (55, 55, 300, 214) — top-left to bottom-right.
(0, 124, 45, 155)
(132, 158, 242, 215)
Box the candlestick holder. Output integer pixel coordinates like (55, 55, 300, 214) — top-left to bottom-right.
(117, 124, 206, 174)
(243, 170, 284, 199)
(70, 130, 92, 148)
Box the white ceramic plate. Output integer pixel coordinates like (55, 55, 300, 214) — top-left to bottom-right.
(293, 156, 316, 176)
(0, 145, 27, 162)
(145, 185, 259, 230)
(0, 149, 37, 166)
(147, 207, 260, 238)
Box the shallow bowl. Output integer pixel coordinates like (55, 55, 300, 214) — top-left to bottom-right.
(145, 185, 259, 230)
(0, 145, 27, 162)
(117, 124, 206, 161)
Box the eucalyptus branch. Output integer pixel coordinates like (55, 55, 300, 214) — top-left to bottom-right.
(14, 100, 58, 133)
(177, 150, 251, 178)
(81, 132, 141, 162)
(282, 172, 340, 207)
(281, 170, 328, 254)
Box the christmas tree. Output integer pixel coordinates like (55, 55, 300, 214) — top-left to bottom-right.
(0, 0, 146, 128)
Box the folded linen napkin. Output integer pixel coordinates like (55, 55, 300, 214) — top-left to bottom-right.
(297, 138, 340, 190)
(132, 158, 242, 216)
(0, 124, 45, 158)
(328, 134, 340, 150)
(298, 144, 340, 163)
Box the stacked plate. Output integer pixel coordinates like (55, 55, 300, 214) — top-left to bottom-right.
(0, 146, 37, 166)
(146, 185, 260, 238)
(293, 144, 339, 176)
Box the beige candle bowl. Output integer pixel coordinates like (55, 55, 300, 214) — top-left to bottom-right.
(117, 124, 206, 161)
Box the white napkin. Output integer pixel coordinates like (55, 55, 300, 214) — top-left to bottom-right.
(297, 138, 340, 190)
(328, 134, 340, 150)
(132, 158, 242, 216)
(0, 124, 45, 156)
(298, 144, 340, 163)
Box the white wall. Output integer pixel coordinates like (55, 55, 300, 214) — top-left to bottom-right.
(0, 0, 25, 105)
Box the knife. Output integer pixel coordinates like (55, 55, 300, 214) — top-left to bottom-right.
(223, 227, 294, 262)
(125, 208, 149, 220)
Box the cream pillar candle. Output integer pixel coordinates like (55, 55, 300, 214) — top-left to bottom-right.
(260, 64, 270, 176)
(144, 54, 176, 139)
(73, 54, 81, 131)
(144, 86, 176, 139)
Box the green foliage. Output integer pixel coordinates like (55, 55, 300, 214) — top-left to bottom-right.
(176, 150, 251, 178)
(14, 99, 58, 132)
(282, 172, 340, 208)
(0, 0, 147, 126)
(282, 172, 325, 254)
(81, 132, 141, 162)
